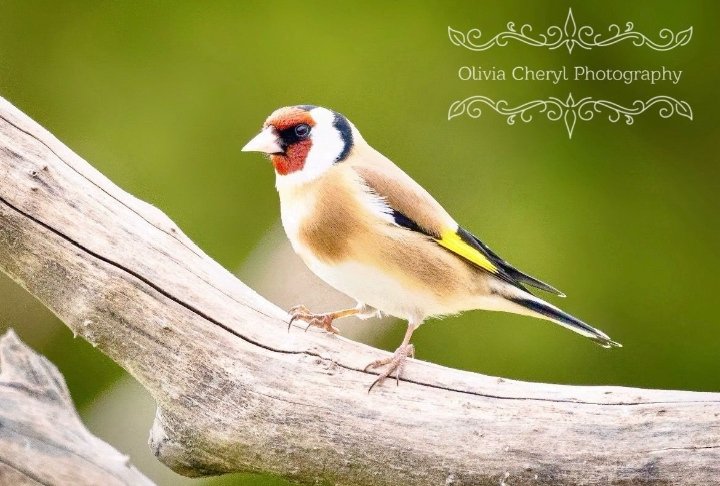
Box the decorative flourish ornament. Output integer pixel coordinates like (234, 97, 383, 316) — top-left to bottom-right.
(448, 94, 693, 139)
(448, 8, 693, 54)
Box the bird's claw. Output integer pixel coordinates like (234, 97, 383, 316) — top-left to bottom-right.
(287, 305, 340, 334)
(364, 343, 414, 392)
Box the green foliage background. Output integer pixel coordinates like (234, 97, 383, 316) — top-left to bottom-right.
(0, 1, 717, 484)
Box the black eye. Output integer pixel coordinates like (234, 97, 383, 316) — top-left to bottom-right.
(294, 124, 310, 139)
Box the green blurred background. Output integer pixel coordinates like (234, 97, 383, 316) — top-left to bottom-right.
(0, 1, 717, 484)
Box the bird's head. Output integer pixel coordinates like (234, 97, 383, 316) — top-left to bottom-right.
(242, 105, 356, 186)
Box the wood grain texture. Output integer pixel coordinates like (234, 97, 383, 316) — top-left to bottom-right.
(0, 95, 718, 485)
(0, 330, 154, 486)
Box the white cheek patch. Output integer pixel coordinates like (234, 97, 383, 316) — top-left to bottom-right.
(275, 107, 346, 191)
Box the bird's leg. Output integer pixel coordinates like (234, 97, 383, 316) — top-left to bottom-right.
(364, 321, 419, 392)
(287, 305, 361, 334)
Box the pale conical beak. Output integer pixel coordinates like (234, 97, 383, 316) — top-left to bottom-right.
(242, 127, 283, 154)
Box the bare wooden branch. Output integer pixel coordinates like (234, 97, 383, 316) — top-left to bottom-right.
(0, 95, 718, 486)
(0, 329, 154, 486)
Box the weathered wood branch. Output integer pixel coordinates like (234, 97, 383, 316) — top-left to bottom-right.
(0, 329, 154, 486)
(0, 95, 718, 486)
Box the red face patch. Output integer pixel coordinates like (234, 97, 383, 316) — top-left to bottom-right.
(264, 107, 316, 176)
(271, 139, 312, 175)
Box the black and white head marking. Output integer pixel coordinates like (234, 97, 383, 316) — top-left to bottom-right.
(332, 111, 354, 163)
(275, 106, 357, 189)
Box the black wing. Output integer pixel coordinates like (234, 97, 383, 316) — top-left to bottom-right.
(457, 227, 565, 297)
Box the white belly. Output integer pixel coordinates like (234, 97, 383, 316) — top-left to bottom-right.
(298, 254, 517, 324)
(304, 257, 445, 323)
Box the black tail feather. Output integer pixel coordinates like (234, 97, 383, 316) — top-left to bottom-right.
(509, 296, 621, 348)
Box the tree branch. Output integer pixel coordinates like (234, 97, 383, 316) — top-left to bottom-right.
(0, 95, 718, 485)
(0, 329, 154, 486)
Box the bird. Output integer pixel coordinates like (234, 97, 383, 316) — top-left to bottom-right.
(242, 105, 620, 391)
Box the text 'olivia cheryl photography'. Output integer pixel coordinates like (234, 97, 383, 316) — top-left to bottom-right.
(458, 66, 683, 85)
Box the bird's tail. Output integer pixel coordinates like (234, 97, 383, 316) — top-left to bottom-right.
(507, 293, 621, 348)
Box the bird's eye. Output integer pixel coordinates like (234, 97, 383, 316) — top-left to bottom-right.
(294, 124, 311, 139)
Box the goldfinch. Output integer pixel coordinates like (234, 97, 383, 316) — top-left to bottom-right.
(242, 105, 620, 390)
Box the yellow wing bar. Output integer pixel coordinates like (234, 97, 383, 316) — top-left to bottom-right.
(437, 229, 498, 274)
